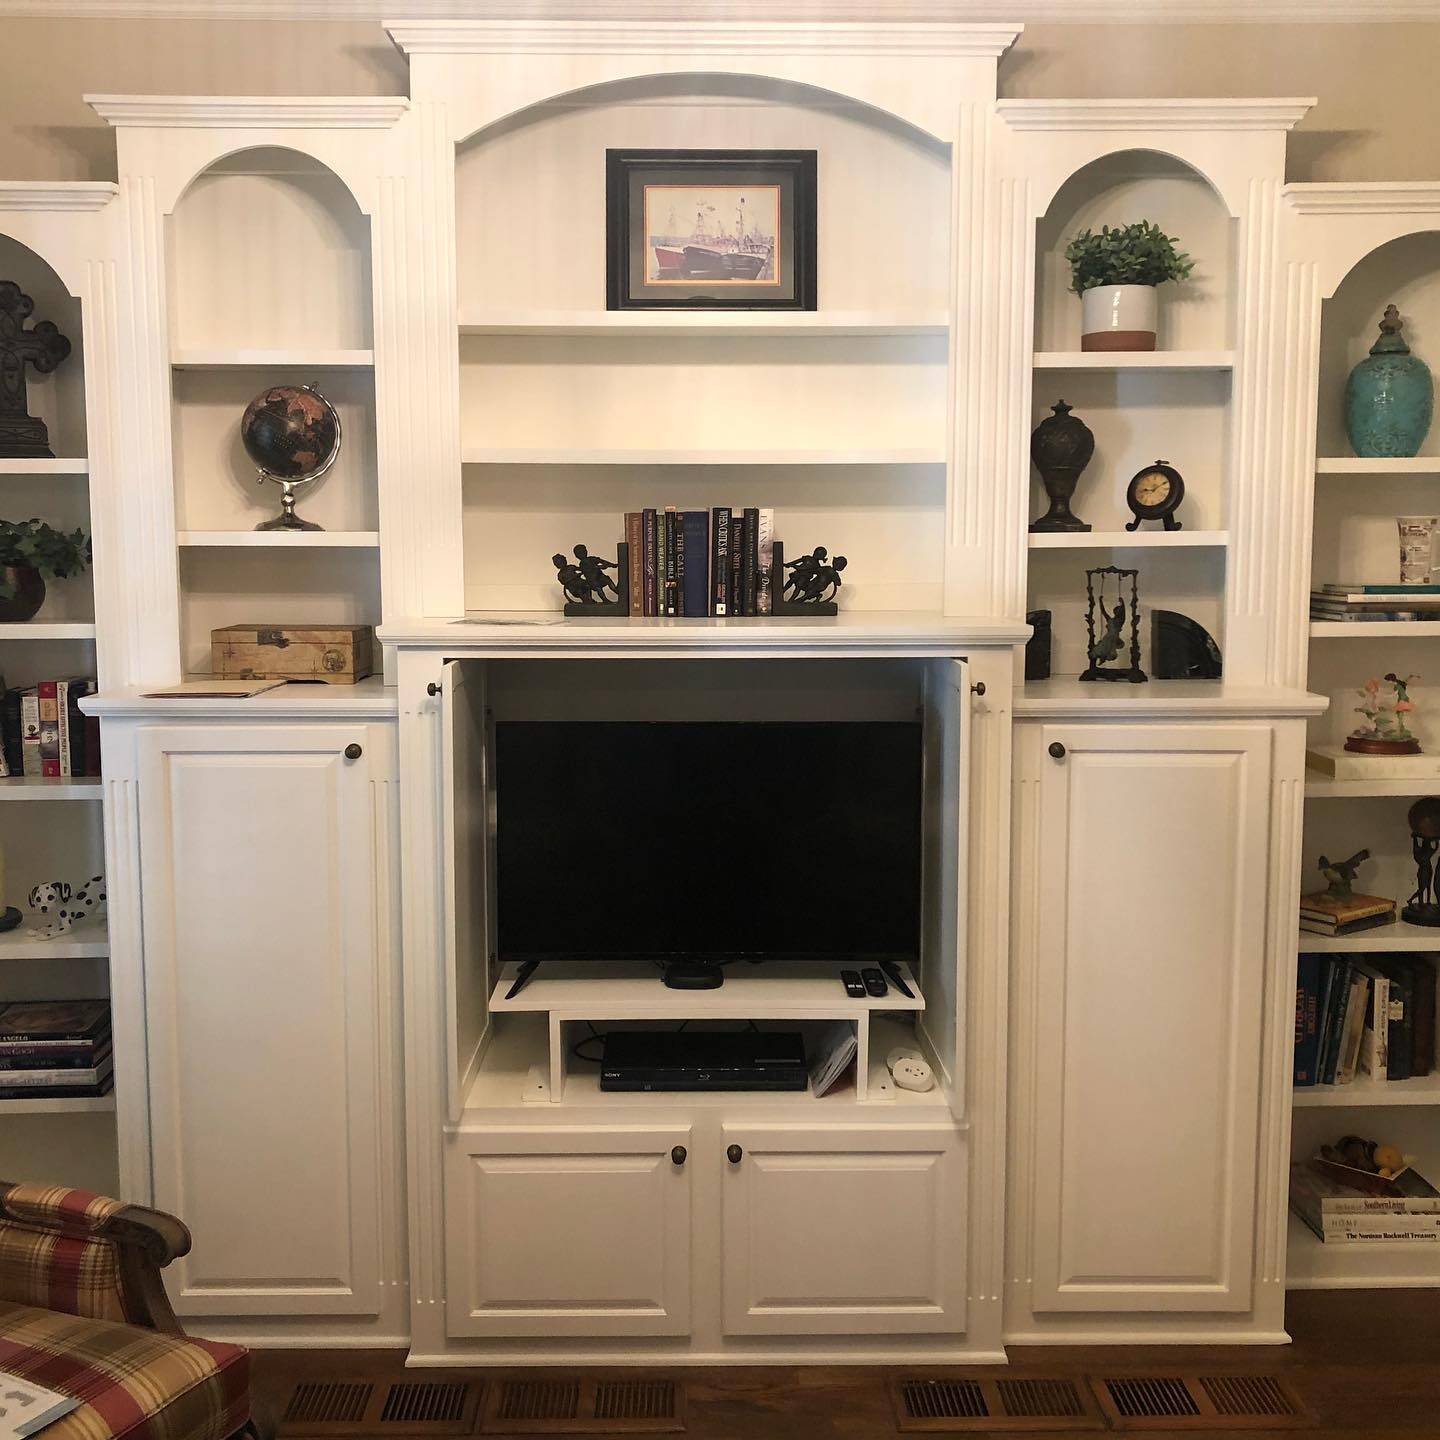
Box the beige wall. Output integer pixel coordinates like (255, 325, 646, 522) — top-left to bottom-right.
(1, 16, 1436, 183)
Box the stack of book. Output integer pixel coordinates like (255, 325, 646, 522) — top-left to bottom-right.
(1310, 582, 1440, 623)
(1294, 952, 1437, 1087)
(1290, 1161, 1440, 1245)
(624, 506, 774, 617)
(1298, 888, 1396, 937)
(0, 1000, 112, 1101)
(0, 677, 100, 778)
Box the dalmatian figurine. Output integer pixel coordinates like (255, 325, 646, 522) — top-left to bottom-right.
(26, 874, 106, 941)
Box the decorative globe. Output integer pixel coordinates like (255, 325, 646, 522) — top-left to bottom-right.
(240, 384, 341, 482)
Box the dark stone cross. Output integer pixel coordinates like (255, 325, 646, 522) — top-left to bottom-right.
(0, 281, 72, 459)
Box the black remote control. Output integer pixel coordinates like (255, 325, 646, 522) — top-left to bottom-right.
(861, 967, 889, 998)
(841, 969, 866, 998)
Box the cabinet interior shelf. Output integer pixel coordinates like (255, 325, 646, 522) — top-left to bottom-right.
(0, 623, 96, 641)
(1299, 919, 1440, 949)
(1032, 350, 1235, 372)
(1287, 1213, 1440, 1290)
(0, 918, 107, 961)
(1305, 772, 1440, 798)
(0, 777, 102, 800)
(0, 458, 88, 476)
(1310, 621, 1440, 638)
(0, 1094, 114, 1116)
(1316, 456, 1440, 475)
(177, 530, 380, 548)
(170, 348, 374, 370)
(1293, 1074, 1440, 1107)
(460, 311, 948, 338)
(1028, 529, 1229, 550)
(462, 447, 946, 468)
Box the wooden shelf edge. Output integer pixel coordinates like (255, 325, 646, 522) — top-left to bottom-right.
(0, 623, 97, 640)
(0, 777, 103, 800)
(177, 530, 381, 548)
(1027, 529, 1229, 549)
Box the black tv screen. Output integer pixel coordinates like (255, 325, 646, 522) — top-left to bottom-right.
(495, 721, 922, 964)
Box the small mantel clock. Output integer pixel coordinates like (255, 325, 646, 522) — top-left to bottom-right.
(1125, 459, 1185, 532)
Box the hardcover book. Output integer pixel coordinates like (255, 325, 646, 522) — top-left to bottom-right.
(0, 1000, 110, 1045)
(642, 508, 658, 616)
(712, 506, 731, 616)
(755, 508, 774, 615)
(1294, 953, 1322, 1086)
(681, 511, 709, 618)
(625, 512, 644, 614)
(729, 514, 746, 617)
(742, 506, 760, 616)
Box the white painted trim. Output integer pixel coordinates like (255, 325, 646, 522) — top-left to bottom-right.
(386, 19, 1024, 57)
(9, 0, 1440, 21)
(997, 98, 1316, 132)
(0, 183, 118, 212)
(1285, 182, 1440, 213)
(85, 96, 410, 128)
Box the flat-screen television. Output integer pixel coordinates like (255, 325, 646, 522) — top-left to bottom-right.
(495, 720, 922, 972)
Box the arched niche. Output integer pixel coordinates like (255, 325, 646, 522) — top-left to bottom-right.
(1034, 150, 1234, 355)
(168, 146, 373, 351)
(0, 232, 86, 459)
(1317, 231, 1440, 459)
(453, 73, 952, 316)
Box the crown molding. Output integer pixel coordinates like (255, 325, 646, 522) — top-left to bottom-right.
(1285, 181, 1440, 213)
(386, 18, 1022, 56)
(84, 95, 410, 127)
(0, 182, 119, 211)
(997, 97, 1315, 130)
(7, 0, 1440, 19)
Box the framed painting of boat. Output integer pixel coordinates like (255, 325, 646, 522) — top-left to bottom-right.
(606, 149, 817, 311)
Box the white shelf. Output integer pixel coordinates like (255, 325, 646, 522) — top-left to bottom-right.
(1317, 456, 1440, 475)
(1299, 920, 1440, 951)
(0, 458, 88, 475)
(1310, 621, 1440, 638)
(0, 1094, 114, 1116)
(0, 917, 107, 961)
(1027, 529, 1229, 550)
(460, 311, 948, 338)
(489, 959, 924, 1020)
(177, 530, 380, 548)
(0, 623, 95, 641)
(1288, 1212, 1440, 1289)
(462, 447, 945, 467)
(0, 776, 102, 801)
(1305, 771, 1440, 798)
(170, 347, 374, 369)
(1294, 1074, 1440, 1107)
(1032, 350, 1235, 371)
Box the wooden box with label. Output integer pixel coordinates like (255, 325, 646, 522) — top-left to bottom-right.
(211, 624, 375, 685)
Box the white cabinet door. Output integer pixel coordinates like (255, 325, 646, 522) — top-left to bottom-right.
(447, 1125, 692, 1338)
(1030, 723, 1271, 1314)
(721, 1123, 966, 1336)
(138, 725, 386, 1317)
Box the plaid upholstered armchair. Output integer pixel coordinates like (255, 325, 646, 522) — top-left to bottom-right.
(0, 1183, 262, 1440)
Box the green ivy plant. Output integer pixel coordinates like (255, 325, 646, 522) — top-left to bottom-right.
(1065, 221, 1195, 294)
(0, 519, 91, 601)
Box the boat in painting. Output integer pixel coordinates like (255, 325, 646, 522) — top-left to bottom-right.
(649, 195, 776, 283)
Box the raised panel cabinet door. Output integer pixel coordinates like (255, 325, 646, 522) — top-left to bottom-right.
(137, 725, 384, 1317)
(721, 1123, 966, 1336)
(447, 1125, 692, 1338)
(1031, 723, 1271, 1314)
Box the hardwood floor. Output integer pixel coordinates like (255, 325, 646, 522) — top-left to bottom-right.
(252, 1291, 1440, 1439)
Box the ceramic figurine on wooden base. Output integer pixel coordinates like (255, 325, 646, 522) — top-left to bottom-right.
(0, 281, 72, 459)
(1319, 849, 1370, 899)
(1403, 797, 1440, 926)
(1346, 305, 1433, 459)
(1080, 565, 1146, 683)
(1347, 672, 1422, 755)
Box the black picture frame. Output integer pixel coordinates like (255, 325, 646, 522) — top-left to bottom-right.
(606, 149, 817, 311)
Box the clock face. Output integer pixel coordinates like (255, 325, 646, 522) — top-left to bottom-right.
(1135, 470, 1172, 507)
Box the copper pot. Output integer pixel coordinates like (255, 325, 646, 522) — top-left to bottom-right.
(0, 565, 46, 623)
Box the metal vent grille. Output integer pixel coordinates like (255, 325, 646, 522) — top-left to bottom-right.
(1200, 1375, 1301, 1418)
(496, 1381, 581, 1424)
(283, 1383, 373, 1427)
(380, 1384, 471, 1426)
(899, 1380, 989, 1421)
(594, 1381, 678, 1422)
(995, 1377, 1087, 1418)
(1103, 1378, 1202, 1420)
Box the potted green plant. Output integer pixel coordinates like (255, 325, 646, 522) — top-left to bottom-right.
(0, 519, 91, 623)
(1065, 221, 1194, 352)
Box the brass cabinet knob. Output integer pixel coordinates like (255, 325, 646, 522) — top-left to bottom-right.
(344, 743, 362, 760)
(1048, 742, 1067, 759)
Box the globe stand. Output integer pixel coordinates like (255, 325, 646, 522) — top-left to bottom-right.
(256, 476, 324, 532)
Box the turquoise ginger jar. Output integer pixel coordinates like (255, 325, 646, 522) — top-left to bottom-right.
(1345, 304, 1433, 458)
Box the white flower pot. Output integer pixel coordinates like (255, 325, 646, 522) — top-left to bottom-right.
(1080, 283, 1158, 352)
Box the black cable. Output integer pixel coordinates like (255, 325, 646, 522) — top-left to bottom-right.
(570, 1020, 607, 1063)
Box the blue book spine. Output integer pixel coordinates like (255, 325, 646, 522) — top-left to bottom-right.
(681, 511, 710, 617)
(1294, 953, 1322, 1086)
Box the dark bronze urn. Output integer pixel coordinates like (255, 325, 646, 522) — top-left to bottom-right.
(1030, 399, 1094, 533)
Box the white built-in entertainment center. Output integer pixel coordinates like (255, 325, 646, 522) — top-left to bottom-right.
(5, 13, 1439, 1364)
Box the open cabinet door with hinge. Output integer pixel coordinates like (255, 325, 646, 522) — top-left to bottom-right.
(918, 657, 971, 1115)
(442, 659, 493, 1123)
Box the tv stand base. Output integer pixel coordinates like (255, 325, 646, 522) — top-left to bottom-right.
(663, 960, 725, 989)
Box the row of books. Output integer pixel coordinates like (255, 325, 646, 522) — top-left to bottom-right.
(0, 678, 100, 778)
(1294, 952, 1437, 1086)
(1310, 581, 1440, 623)
(0, 1000, 112, 1100)
(1299, 887, 1396, 937)
(623, 506, 774, 617)
(1290, 1161, 1440, 1244)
